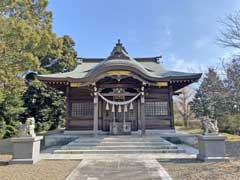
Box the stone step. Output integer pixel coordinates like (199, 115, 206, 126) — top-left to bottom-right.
(102, 138, 164, 140)
(74, 136, 164, 139)
(73, 139, 166, 143)
(54, 148, 185, 154)
(53, 136, 186, 155)
(60, 145, 178, 150)
(65, 142, 171, 146)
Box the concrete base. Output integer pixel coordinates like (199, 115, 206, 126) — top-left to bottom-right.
(197, 135, 226, 162)
(146, 129, 176, 135)
(10, 158, 40, 164)
(11, 136, 43, 164)
(64, 130, 109, 135)
(63, 129, 176, 136)
(109, 122, 131, 135)
(44, 134, 79, 147)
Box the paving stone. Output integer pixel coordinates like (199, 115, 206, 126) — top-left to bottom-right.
(66, 159, 172, 180)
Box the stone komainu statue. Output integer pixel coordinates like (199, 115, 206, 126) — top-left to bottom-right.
(202, 116, 219, 135)
(19, 117, 36, 137)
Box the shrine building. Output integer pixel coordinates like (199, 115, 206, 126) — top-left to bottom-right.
(37, 40, 202, 136)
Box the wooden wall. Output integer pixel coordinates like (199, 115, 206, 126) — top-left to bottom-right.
(145, 86, 173, 129)
(66, 87, 94, 130)
(65, 85, 174, 131)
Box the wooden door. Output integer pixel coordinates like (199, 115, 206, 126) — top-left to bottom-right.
(102, 101, 112, 131)
(102, 100, 138, 131)
(125, 101, 138, 131)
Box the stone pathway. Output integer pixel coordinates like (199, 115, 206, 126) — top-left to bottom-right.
(66, 159, 172, 180)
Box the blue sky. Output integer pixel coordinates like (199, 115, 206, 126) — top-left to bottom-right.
(48, 0, 240, 72)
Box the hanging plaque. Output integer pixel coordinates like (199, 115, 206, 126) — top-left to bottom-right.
(155, 82, 168, 87)
(106, 70, 130, 76)
(70, 82, 81, 87)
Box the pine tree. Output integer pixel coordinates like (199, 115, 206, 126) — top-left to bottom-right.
(223, 58, 240, 114)
(191, 68, 226, 119)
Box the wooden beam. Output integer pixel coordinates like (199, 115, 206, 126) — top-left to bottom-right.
(98, 84, 139, 89)
(101, 92, 137, 97)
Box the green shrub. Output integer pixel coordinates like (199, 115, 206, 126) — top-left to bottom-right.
(22, 81, 66, 133)
(36, 121, 53, 132)
(218, 114, 240, 135)
(4, 123, 20, 138)
(0, 120, 6, 139)
(0, 92, 25, 139)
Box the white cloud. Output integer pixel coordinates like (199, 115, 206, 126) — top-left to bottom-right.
(167, 54, 206, 73)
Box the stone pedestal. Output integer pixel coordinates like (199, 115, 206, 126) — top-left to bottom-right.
(11, 136, 43, 164)
(110, 122, 131, 135)
(123, 123, 131, 134)
(197, 135, 226, 162)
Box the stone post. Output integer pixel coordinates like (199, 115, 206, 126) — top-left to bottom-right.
(11, 136, 43, 164)
(197, 135, 226, 162)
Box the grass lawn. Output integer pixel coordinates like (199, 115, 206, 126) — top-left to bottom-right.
(176, 126, 240, 142)
(176, 126, 203, 134)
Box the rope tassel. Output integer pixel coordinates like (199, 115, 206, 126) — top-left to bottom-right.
(118, 105, 122, 113)
(124, 104, 128, 112)
(130, 102, 133, 110)
(106, 103, 109, 111)
(111, 105, 115, 112)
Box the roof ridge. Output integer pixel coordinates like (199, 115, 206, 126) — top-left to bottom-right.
(78, 57, 162, 63)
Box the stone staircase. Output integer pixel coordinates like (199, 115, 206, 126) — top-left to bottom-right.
(54, 135, 185, 154)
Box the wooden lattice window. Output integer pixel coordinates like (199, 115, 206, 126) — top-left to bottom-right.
(145, 101, 169, 116)
(145, 102, 155, 116)
(155, 102, 168, 116)
(71, 102, 93, 118)
(126, 110, 136, 121)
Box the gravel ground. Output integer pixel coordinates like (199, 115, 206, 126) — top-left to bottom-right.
(160, 159, 240, 180)
(0, 158, 80, 180)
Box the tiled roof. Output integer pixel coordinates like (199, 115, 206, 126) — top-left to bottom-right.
(38, 40, 201, 82)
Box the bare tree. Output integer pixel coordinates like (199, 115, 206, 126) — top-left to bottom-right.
(217, 11, 240, 114)
(177, 87, 195, 128)
(217, 11, 240, 49)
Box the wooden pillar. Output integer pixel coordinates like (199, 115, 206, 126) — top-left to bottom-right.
(93, 87, 98, 136)
(140, 86, 145, 136)
(169, 85, 174, 129)
(66, 85, 70, 130)
(137, 99, 141, 129)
